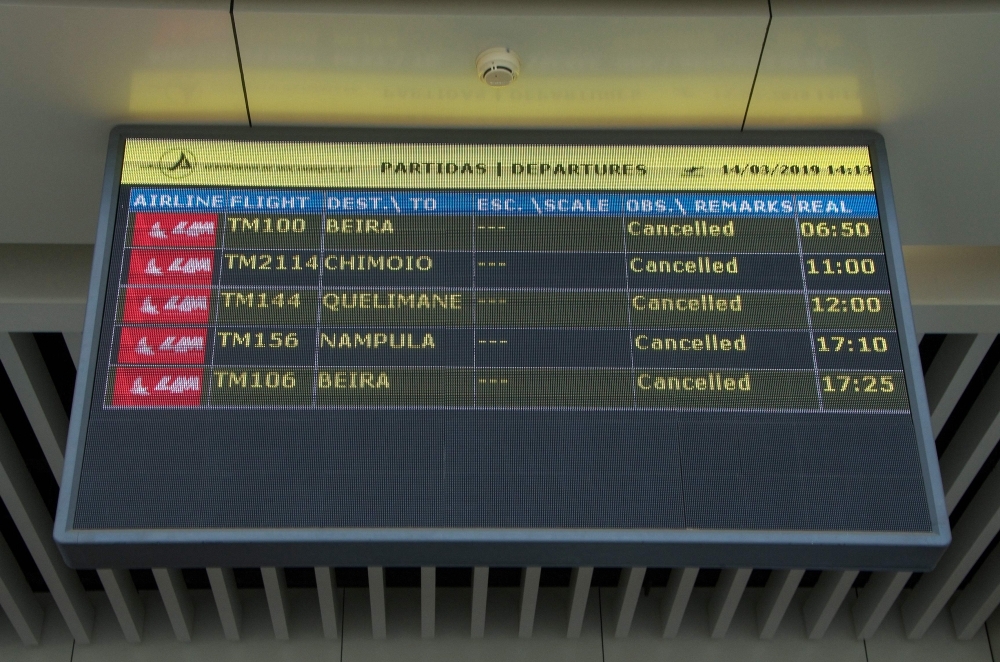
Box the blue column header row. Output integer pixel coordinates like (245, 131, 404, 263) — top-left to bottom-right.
(128, 189, 879, 218)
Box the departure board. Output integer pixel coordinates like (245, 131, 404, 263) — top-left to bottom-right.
(56, 129, 949, 570)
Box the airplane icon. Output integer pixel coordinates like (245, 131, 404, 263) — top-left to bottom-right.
(682, 166, 705, 176)
(149, 222, 168, 239)
(140, 297, 159, 315)
(136, 337, 155, 355)
(130, 377, 149, 396)
(145, 259, 163, 275)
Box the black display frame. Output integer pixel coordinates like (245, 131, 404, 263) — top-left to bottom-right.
(54, 126, 949, 570)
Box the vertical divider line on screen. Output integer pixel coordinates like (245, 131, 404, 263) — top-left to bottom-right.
(207, 203, 228, 408)
(621, 205, 638, 409)
(793, 196, 824, 410)
(313, 196, 326, 407)
(110, 200, 133, 406)
(472, 200, 478, 409)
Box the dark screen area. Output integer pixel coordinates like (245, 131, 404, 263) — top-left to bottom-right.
(71, 175, 932, 535)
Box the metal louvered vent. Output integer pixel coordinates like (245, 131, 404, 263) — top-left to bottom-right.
(1, 329, 1000, 658)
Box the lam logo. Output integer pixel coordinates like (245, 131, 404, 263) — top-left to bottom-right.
(158, 148, 197, 179)
(148, 220, 215, 239)
(154, 375, 201, 394)
(130, 377, 149, 396)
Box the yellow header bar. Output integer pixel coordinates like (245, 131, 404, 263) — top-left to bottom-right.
(122, 139, 874, 192)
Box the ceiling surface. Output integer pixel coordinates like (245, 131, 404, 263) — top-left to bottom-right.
(0, 0, 997, 248)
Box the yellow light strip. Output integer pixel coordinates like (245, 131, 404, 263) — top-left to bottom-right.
(122, 139, 874, 192)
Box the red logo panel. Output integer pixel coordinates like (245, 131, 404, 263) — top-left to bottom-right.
(132, 212, 217, 247)
(122, 288, 212, 324)
(127, 249, 214, 286)
(112, 367, 203, 407)
(118, 327, 207, 365)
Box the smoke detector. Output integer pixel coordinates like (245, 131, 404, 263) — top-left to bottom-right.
(477, 47, 520, 86)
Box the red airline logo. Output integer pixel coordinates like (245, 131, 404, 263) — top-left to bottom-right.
(132, 212, 217, 247)
(122, 288, 211, 324)
(128, 249, 214, 286)
(112, 367, 203, 407)
(118, 327, 207, 365)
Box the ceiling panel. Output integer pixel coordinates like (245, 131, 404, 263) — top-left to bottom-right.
(745, 2, 1000, 246)
(0, 1, 247, 244)
(234, 0, 769, 128)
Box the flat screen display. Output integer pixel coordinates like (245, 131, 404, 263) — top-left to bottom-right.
(55, 129, 949, 569)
